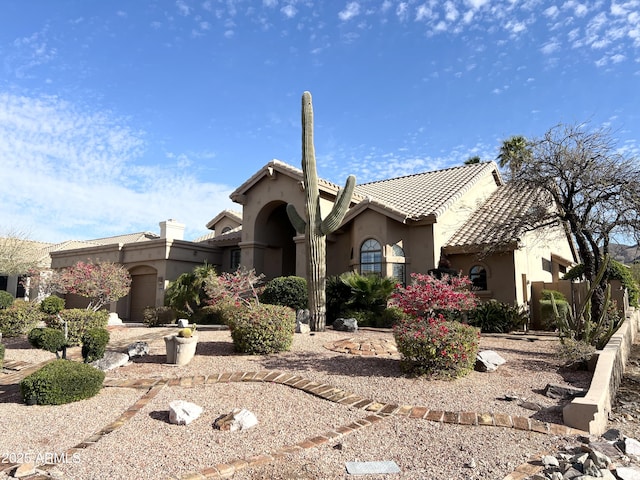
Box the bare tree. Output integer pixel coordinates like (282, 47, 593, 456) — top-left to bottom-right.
(0, 228, 43, 275)
(498, 123, 640, 335)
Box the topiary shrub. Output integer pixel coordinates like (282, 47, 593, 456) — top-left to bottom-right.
(0, 343, 5, 369)
(259, 276, 308, 311)
(28, 327, 67, 358)
(228, 304, 295, 355)
(20, 359, 105, 405)
(40, 295, 65, 315)
(46, 309, 108, 345)
(468, 301, 529, 333)
(142, 306, 176, 327)
(0, 300, 44, 337)
(81, 328, 110, 363)
(0, 291, 14, 309)
(393, 314, 480, 378)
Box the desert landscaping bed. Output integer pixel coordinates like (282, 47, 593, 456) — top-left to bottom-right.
(1, 327, 593, 479)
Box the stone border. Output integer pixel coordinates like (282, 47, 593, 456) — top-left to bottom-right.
(1, 371, 578, 479)
(563, 308, 640, 434)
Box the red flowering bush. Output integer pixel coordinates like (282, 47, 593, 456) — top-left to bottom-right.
(393, 314, 480, 378)
(391, 273, 478, 319)
(391, 273, 480, 378)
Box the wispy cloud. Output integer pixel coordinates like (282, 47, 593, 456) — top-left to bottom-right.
(0, 93, 234, 242)
(339, 2, 361, 21)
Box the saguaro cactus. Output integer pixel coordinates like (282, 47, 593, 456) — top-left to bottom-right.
(287, 91, 355, 332)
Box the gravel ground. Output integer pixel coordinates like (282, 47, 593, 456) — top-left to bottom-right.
(1, 326, 593, 480)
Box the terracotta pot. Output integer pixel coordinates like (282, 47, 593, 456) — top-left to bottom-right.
(164, 334, 198, 366)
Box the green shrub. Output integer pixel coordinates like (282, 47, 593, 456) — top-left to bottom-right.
(540, 299, 570, 330)
(191, 304, 230, 325)
(469, 301, 529, 333)
(142, 306, 176, 327)
(0, 343, 5, 369)
(340, 272, 396, 315)
(341, 306, 407, 328)
(47, 309, 109, 346)
(28, 327, 67, 357)
(393, 314, 480, 378)
(326, 275, 353, 323)
(81, 328, 110, 363)
(259, 276, 308, 311)
(0, 300, 44, 337)
(20, 359, 105, 405)
(541, 289, 567, 301)
(40, 295, 65, 314)
(228, 304, 295, 355)
(0, 291, 14, 309)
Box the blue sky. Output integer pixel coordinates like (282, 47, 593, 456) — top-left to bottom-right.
(1, 0, 638, 243)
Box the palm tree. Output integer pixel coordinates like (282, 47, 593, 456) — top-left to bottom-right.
(497, 135, 531, 172)
(164, 263, 216, 317)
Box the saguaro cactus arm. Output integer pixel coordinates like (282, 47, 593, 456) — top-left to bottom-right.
(321, 175, 356, 235)
(286, 204, 306, 234)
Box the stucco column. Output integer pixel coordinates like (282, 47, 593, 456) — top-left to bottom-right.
(238, 241, 268, 275)
(293, 234, 307, 278)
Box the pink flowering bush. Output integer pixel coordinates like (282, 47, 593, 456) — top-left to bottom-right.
(392, 273, 480, 378)
(393, 314, 480, 378)
(391, 273, 478, 319)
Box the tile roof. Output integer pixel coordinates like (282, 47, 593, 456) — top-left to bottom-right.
(205, 209, 243, 230)
(445, 182, 550, 249)
(354, 162, 501, 221)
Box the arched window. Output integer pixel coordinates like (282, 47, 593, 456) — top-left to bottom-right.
(469, 265, 487, 291)
(360, 239, 382, 275)
(391, 244, 406, 285)
(221, 226, 232, 234)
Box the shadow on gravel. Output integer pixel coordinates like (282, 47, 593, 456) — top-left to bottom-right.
(0, 383, 24, 404)
(149, 410, 171, 423)
(258, 351, 403, 379)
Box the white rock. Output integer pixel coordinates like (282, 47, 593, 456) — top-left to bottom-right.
(177, 318, 190, 328)
(169, 400, 203, 425)
(214, 408, 258, 431)
(617, 466, 640, 480)
(91, 351, 130, 371)
(626, 438, 640, 457)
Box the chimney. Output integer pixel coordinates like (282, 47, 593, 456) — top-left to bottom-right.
(159, 219, 185, 241)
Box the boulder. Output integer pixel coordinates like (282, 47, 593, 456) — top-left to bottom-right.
(91, 351, 130, 371)
(213, 408, 258, 432)
(543, 383, 587, 399)
(333, 317, 358, 332)
(177, 318, 190, 328)
(475, 350, 506, 372)
(127, 341, 150, 358)
(169, 400, 203, 425)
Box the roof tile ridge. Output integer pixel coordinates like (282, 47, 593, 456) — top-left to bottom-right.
(430, 162, 501, 219)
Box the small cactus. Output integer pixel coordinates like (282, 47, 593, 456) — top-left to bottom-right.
(178, 328, 193, 338)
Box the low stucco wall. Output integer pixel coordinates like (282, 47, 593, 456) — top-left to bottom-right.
(563, 308, 640, 435)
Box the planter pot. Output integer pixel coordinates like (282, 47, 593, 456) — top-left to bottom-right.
(164, 334, 199, 366)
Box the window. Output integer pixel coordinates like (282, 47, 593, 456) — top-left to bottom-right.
(391, 244, 406, 285)
(230, 249, 241, 270)
(360, 239, 382, 275)
(221, 226, 232, 234)
(469, 265, 487, 291)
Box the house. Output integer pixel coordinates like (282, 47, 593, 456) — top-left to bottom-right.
(46, 220, 222, 322)
(4, 160, 576, 323)
(218, 159, 576, 307)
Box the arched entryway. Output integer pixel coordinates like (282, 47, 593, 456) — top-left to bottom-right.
(253, 202, 297, 280)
